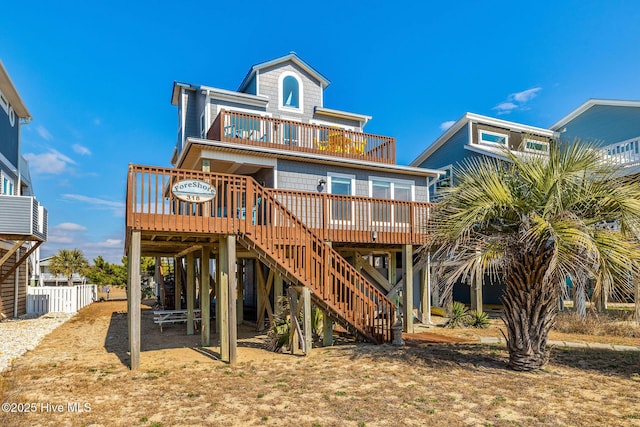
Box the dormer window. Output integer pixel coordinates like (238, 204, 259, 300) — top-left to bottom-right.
(279, 72, 303, 113)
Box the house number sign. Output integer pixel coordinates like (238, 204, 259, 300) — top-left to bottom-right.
(172, 179, 216, 203)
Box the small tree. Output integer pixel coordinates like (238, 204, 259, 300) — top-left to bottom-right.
(430, 141, 640, 371)
(49, 249, 89, 286)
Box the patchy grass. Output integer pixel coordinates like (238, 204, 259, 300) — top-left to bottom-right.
(554, 312, 640, 338)
(0, 301, 639, 426)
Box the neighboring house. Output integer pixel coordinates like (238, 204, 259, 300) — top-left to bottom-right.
(0, 60, 47, 318)
(125, 53, 441, 365)
(550, 99, 640, 177)
(410, 113, 553, 309)
(36, 256, 86, 286)
(411, 112, 554, 200)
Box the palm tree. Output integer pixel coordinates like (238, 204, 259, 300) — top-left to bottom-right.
(49, 249, 89, 287)
(429, 141, 640, 371)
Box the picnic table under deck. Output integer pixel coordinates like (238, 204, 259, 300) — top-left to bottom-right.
(153, 309, 201, 332)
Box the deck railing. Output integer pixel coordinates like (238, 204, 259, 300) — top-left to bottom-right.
(127, 165, 396, 342)
(207, 110, 396, 164)
(601, 136, 640, 167)
(270, 189, 430, 245)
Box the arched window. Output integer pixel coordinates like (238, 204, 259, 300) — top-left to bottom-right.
(282, 76, 299, 108)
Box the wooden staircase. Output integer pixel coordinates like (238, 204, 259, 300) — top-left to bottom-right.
(126, 165, 396, 343)
(239, 179, 395, 343)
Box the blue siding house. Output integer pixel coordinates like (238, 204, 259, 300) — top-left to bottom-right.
(551, 99, 640, 176)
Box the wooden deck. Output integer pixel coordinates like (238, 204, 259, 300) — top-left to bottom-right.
(126, 165, 413, 344)
(207, 110, 396, 165)
(126, 165, 431, 245)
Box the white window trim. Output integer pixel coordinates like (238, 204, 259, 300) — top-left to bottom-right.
(278, 71, 304, 115)
(327, 172, 355, 225)
(368, 176, 415, 226)
(2, 173, 15, 195)
(523, 138, 550, 153)
(478, 129, 509, 147)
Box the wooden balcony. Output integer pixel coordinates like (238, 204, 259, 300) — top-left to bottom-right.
(126, 165, 430, 245)
(206, 110, 396, 165)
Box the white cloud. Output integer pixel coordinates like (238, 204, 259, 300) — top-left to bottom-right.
(439, 120, 455, 131)
(493, 87, 542, 115)
(493, 102, 518, 114)
(55, 222, 88, 231)
(24, 150, 76, 174)
(72, 144, 92, 156)
(62, 194, 125, 209)
(95, 239, 123, 248)
(512, 87, 542, 103)
(36, 125, 53, 141)
(47, 235, 74, 244)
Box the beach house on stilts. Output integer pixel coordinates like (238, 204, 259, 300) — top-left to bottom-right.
(125, 53, 441, 368)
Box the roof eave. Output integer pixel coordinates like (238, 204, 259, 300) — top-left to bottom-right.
(550, 98, 640, 130)
(0, 61, 31, 119)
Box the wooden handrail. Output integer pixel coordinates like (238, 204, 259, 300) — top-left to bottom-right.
(126, 165, 396, 342)
(270, 189, 432, 245)
(206, 110, 396, 164)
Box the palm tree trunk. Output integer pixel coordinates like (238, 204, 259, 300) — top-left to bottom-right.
(502, 249, 557, 371)
(574, 280, 587, 318)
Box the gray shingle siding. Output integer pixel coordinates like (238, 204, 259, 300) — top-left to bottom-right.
(276, 160, 430, 202)
(258, 63, 322, 122)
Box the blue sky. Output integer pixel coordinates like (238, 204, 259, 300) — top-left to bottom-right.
(2, 1, 639, 263)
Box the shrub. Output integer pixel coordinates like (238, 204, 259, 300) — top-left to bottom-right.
(468, 310, 490, 328)
(446, 301, 469, 328)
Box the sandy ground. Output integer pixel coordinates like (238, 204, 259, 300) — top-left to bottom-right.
(1, 301, 639, 426)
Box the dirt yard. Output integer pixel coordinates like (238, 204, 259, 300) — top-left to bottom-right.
(1, 301, 639, 427)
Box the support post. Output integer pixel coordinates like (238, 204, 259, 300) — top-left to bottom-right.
(186, 252, 195, 335)
(471, 255, 483, 313)
(302, 287, 312, 355)
(175, 257, 182, 310)
(322, 310, 333, 346)
(127, 230, 141, 370)
(420, 253, 432, 325)
(274, 273, 284, 316)
(289, 288, 299, 355)
(201, 247, 210, 347)
(218, 235, 237, 363)
(402, 245, 414, 333)
(237, 259, 244, 325)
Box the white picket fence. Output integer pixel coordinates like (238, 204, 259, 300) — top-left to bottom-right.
(27, 284, 97, 314)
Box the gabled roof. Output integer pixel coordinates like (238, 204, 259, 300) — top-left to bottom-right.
(237, 52, 331, 93)
(0, 60, 31, 120)
(550, 99, 640, 131)
(410, 112, 553, 167)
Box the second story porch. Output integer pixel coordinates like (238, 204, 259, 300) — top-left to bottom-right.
(127, 165, 430, 247)
(206, 110, 396, 165)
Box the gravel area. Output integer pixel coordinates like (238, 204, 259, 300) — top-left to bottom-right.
(0, 312, 74, 372)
